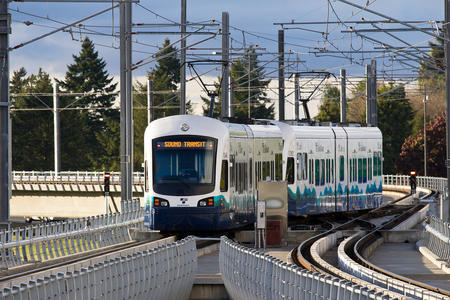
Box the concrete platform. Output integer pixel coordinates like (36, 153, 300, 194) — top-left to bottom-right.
(369, 242, 450, 293)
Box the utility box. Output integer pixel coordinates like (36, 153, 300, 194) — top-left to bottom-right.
(257, 181, 288, 247)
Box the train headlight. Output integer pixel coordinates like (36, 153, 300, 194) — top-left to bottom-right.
(198, 198, 214, 207)
(154, 198, 169, 207)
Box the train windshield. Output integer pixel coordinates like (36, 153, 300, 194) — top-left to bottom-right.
(152, 136, 217, 196)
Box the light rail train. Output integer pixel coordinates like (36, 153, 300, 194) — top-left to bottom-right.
(143, 115, 383, 231)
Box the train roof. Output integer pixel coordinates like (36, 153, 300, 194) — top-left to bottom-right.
(145, 115, 229, 140)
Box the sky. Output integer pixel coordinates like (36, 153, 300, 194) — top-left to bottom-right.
(8, 0, 444, 117)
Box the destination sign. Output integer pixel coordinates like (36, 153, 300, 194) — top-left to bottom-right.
(156, 140, 215, 149)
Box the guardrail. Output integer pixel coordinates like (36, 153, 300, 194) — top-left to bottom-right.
(424, 216, 450, 265)
(12, 171, 145, 186)
(0, 199, 144, 269)
(0, 236, 197, 300)
(383, 175, 447, 197)
(219, 236, 393, 300)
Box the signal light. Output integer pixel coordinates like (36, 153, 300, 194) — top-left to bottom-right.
(409, 171, 417, 194)
(104, 172, 110, 193)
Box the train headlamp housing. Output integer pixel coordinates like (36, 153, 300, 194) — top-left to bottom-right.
(153, 198, 170, 207)
(197, 198, 214, 207)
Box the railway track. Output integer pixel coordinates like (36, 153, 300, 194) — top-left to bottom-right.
(292, 190, 450, 299)
(0, 233, 218, 291)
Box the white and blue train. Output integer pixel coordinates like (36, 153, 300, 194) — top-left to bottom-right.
(143, 115, 383, 231)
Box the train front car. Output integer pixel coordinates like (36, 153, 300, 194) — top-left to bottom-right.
(143, 115, 230, 232)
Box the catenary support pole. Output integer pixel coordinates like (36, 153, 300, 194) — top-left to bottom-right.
(53, 82, 60, 174)
(120, 0, 128, 202)
(445, 0, 450, 221)
(371, 60, 377, 127)
(340, 69, 346, 123)
(180, 0, 186, 114)
(294, 73, 300, 121)
(424, 87, 428, 177)
(126, 0, 133, 202)
(366, 64, 372, 126)
(221, 12, 229, 119)
(230, 77, 235, 117)
(148, 79, 154, 124)
(0, 0, 9, 230)
(278, 29, 285, 121)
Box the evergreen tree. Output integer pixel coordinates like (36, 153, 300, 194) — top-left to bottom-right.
(418, 36, 444, 84)
(202, 46, 274, 119)
(133, 39, 191, 171)
(377, 83, 414, 174)
(58, 37, 118, 170)
(314, 85, 340, 122)
(11, 68, 53, 170)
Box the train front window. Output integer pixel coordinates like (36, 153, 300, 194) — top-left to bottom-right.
(153, 136, 217, 196)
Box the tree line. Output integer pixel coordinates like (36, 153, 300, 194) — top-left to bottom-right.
(11, 38, 273, 171)
(314, 37, 445, 176)
(12, 36, 445, 176)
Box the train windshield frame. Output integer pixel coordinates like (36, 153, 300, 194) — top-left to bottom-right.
(152, 135, 217, 196)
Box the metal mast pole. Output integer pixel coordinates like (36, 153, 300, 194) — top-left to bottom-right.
(180, 0, 186, 114)
(365, 64, 372, 126)
(248, 50, 251, 118)
(0, 0, 9, 230)
(119, 0, 128, 202)
(148, 79, 154, 124)
(340, 69, 347, 123)
(278, 29, 285, 121)
(53, 82, 60, 174)
(294, 73, 300, 121)
(221, 12, 229, 119)
(371, 60, 378, 127)
(446, 0, 450, 221)
(424, 87, 428, 177)
(126, 0, 133, 202)
(230, 77, 235, 117)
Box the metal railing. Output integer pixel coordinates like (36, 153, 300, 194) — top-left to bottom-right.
(0, 236, 197, 300)
(383, 175, 448, 197)
(0, 199, 144, 269)
(424, 216, 450, 265)
(12, 171, 145, 186)
(219, 236, 393, 300)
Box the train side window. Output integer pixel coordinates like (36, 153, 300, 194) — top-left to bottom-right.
(321, 159, 325, 185)
(275, 154, 282, 181)
(354, 158, 357, 182)
(220, 160, 228, 192)
(309, 159, 313, 184)
(144, 160, 149, 192)
(373, 155, 377, 177)
(349, 159, 352, 182)
(368, 157, 372, 181)
(363, 158, 367, 183)
(326, 159, 330, 183)
(339, 155, 344, 182)
(296, 153, 301, 181)
(331, 158, 334, 183)
(249, 158, 253, 188)
(286, 157, 294, 184)
(315, 160, 320, 186)
(303, 154, 308, 180)
(358, 158, 362, 183)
